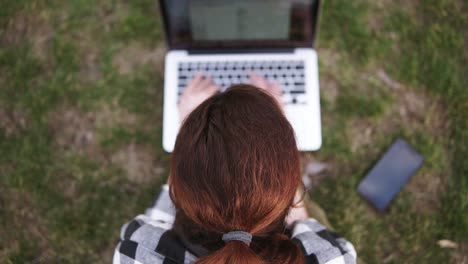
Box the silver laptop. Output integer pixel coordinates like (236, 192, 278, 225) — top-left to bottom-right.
(159, 0, 322, 152)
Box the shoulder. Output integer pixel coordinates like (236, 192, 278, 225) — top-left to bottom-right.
(113, 214, 197, 264)
(114, 215, 357, 264)
(291, 218, 357, 264)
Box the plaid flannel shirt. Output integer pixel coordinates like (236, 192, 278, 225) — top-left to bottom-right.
(113, 185, 357, 264)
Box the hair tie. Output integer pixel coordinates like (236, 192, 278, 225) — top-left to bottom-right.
(222, 231, 253, 246)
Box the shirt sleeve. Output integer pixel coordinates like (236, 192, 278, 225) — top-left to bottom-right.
(113, 184, 177, 264)
(291, 218, 357, 264)
(144, 184, 176, 225)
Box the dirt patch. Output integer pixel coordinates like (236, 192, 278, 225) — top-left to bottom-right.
(94, 99, 138, 130)
(113, 41, 166, 75)
(368, 2, 386, 33)
(0, 186, 55, 261)
(48, 104, 164, 183)
(47, 101, 163, 202)
(99, 243, 119, 263)
(320, 75, 340, 106)
(377, 69, 402, 90)
(317, 48, 344, 108)
(1, 6, 105, 83)
(347, 118, 375, 154)
(392, 86, 450, 139)
(53, 171, 79, 200)
(0, 107, 27, 137)
(49, 107, 99, 155)
(30, 17, 54, 62)
(70, 19, 106, 84)
(318, 48, 342, 71)
(451, 242, 468, 264)
(1, 11, 34, 47)
(77, 43, 101, 83)
(395, 89, 427, 126)
(0, 10, 54, 60)
(110, 143, 164, 183)
(49, 102, 138, 154)
(403, 170, 445, 213)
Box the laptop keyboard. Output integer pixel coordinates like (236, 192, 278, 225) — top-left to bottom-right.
(177, 60, 307, 105)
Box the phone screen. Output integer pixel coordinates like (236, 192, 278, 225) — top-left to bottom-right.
(357, 139, 424, 211)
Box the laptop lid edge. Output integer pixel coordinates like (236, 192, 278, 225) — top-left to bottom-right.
(158, 0, 321, 51)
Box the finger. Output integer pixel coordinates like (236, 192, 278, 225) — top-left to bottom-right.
(271, 80, 282, 95)
(203, 74, 215, 81)
(205, 84, 221, 95)
(248, 71, 261, 83)
(249, 72, 269, 89)
(196, 75, 213, 91)
(186, 72, 204, 91)
(256, 73, 270, 89)
(271, 80, 285, 108)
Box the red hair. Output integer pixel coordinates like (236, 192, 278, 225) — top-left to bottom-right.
(169, 85, 303, 263)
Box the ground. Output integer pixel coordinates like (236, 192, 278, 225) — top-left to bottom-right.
(0, 0, 467, 263)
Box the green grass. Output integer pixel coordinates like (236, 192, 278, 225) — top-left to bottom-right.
(0, 0, 466, 263)
(316, 0, 467, 262)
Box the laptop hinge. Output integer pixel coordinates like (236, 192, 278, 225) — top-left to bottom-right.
(187, 48, 295, 55)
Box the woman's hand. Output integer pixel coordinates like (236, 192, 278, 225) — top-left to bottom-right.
(178, 71, 284, 121)
(178, 72, 221, 122)
(249, 72, 284, 110)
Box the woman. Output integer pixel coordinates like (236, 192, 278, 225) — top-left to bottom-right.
(113, 73, 356, 264)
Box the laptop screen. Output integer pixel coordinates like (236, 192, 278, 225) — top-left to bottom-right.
(160, 0, 319, 49)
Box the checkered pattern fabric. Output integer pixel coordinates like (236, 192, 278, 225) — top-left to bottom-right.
(113, 185, 357, 264)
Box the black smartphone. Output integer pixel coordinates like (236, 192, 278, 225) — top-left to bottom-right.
(357, 138, 424, 211)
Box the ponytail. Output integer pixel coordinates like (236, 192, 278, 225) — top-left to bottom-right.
(196, 233, 303, 264)
(197, 241, 261, 264)
(264, 233, 304, 264)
